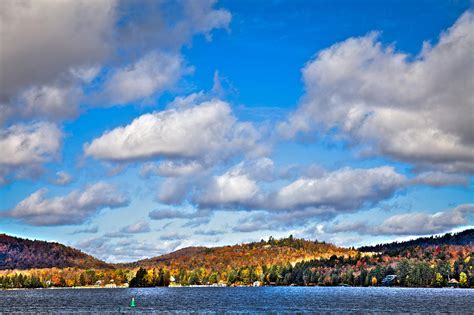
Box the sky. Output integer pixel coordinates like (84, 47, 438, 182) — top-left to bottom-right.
(0, 0, 473, 263)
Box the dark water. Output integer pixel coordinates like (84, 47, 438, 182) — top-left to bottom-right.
(1, 287, 473, 314)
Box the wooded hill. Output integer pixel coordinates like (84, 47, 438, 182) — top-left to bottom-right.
(0, 234, 111, 270)
(125, 236, 356, 271)
(0, 232, 473, 288)
(359, 229, 474, 254)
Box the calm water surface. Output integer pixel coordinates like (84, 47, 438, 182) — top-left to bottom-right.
(1, 287, 473, 314)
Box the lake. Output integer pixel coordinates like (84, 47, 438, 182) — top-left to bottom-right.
(1, 287, 473, 314)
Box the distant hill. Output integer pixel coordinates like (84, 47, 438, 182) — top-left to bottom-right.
(359, 229, 474, 253)
(125, 236, 356, 271)
(0, 234, 112, 270)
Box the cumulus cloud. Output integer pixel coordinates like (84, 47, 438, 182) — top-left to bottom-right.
(157, 177, 198, 205)
(115, 0, 230, 55)
(152, 161, 409, 227)
(325, 204, 474, 236)
(271, 166, 406, 211)
(4, 182, 129, 226)
(153, 157, 274, 206)
(120, 220, 151, 234)
(0, 0, 115, 99)
(279, 12, 474, 173)
(0, 122, 62, 184)
(154, 158, 466, 232)
(100, 52, 188, 105)
(0, 123, 62, 166)
(85, 98, 263, 162)
(13, 83, 82, 121)
(0, 0, 231, 125)
(373, 204, 474, 236)
(197, 167, 261, 209)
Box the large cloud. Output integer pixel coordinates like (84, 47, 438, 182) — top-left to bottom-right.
(3, 182, 129, 225)
(279, 12, 474, 173)
(373, 204, 474, 236)
(0, 0, 231, 120)
(272, 166, 406, 211)
(0, 122, 62, 184)
(0, 0, 115, 100)
(158, 163, 408, 228)
(84, 98, 263, 162)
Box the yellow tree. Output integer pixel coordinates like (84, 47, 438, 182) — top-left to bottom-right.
(371, 276, 377, 286)
(434, 273, 443, 287)
(459, 272, 467, 287)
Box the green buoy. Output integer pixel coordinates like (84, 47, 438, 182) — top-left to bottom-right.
(130, 297, 136, 308)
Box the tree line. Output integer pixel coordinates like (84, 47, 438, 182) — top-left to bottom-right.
(1, 239, 473, 289)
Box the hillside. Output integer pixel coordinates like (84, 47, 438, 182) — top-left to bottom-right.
(359, 229, 474, 254)
(126, 236, 356, 271)
(0, 234, 112, 270)
(0, 232, 473, 289)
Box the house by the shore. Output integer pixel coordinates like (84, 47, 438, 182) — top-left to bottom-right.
(382, 275, 397, 286)
(447, 279, 460, 288)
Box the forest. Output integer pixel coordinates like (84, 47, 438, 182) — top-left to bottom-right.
(1, 233, 473, 289)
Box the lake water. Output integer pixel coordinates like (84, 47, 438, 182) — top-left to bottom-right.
(1, 287, 473, 314)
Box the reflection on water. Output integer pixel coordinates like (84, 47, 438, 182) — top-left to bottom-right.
(1, 287, 473, 313)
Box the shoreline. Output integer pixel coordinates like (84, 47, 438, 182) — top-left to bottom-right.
(3, 285, 473, 291)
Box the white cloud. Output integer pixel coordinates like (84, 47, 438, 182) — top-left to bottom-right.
(100, 52, 188, 105)
(157, 177, 196, 205)
(373, 204, 474, 236)
(152, 158, 273, 209)
(272, 166, 406, 211)
(0, 0, 116, 99)
(120, 220, 150, 234)
(4, 182, 129, 226)
(0, 122, 61, 166)
(84, 98, 263, 162)
(0, 122, 62, 184)
(182, 0, 231, 38)
(0, 0, 231, 123)
(280, 12, 474, 173)
(13, 83, 81, 121)
(197, 167, 260, 208)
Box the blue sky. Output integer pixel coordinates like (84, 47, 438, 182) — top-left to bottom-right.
(0, 0, 473, 262)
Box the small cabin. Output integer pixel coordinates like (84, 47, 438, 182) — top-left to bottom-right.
(382, 275, 397, 286)
(448, 279, 460, 288)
